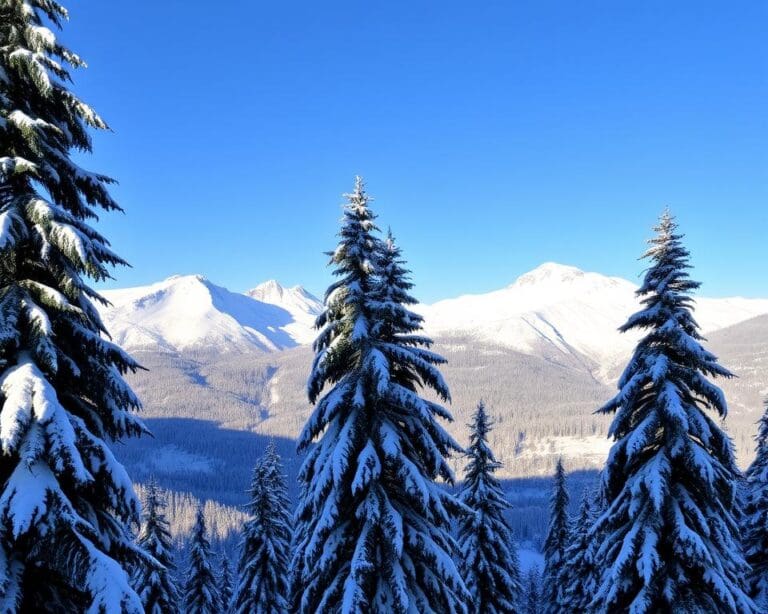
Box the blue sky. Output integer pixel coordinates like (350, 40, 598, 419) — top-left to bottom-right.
(63, 0, 766, 302)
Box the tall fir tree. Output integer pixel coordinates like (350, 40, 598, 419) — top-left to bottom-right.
(744, 398, 768, 609)
(133, 479, 180, 614)
(292, 178, 468, 613)
(0, 1, 147, 610)
(591, 212, 753, 613)
(560, 493, 597, 612)
(541, 458, 570, 614)
(219, 553, 233, 613)
(182, 507, 221, 614)
(233, 442, 291, 614)
(457, 401, 522, 613)
(525, 568, 541, 614)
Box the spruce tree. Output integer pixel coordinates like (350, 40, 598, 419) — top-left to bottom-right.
(133, 479, 180, 613)
(233, 442, 291, 614)
(525, 568, 541, 614)
(182, 507, 221, 614)
(744, 398, 768, 609)
(292, 178, 468, 613)
(541, 458, 570, 614)
(220, 553, 233, 613)
(0, 1, 147, 610)
(560, 493, 596, 612)
(457, 401, 522, 613)
(591, 212, 753, 613)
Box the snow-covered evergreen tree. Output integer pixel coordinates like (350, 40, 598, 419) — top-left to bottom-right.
(744, 398, 768, 609)
(560, 493, 596, 612)
(541, 458, 570, 614)
(182, 507, 221, 614)
(219, 553, 233, 613)
(133, 479, 180, 613)
(525, 568, 541, 614)
(292, 178, 468, 613)
(457, 400, 522, 613)
(233, 442, 291, 614)
(0, 1, 148, 610)
(591, 211, 753, 613)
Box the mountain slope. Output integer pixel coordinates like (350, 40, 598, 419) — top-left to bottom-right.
(99, 276, 322, 354)
(418, 262, 768, 380)
(246, 280, 322, 343)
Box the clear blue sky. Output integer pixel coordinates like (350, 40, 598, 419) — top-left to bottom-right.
(63, 0, 766, 302)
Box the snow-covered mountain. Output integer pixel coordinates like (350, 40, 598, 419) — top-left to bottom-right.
(417, 262, 768, 380)
(98, 264, 768, 377)
(246, 280, 323, 333)
(99, 275, 322, 354)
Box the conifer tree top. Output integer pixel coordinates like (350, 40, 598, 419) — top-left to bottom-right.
(592, 211, 753, 613)
(233, 443, 291, 614)
(542, 458, 570, 614)
(462, 401, 504, 496)
(183, 506, 221, 614)
(543, 458, 569, 556)
(749, 398, 768, 474)
(134, 479, 179, 613)
(138, 478, 174, 559)
(294, 178, 466, 613)
(744, 398, 768, 609)
(458, 401, 521, 613)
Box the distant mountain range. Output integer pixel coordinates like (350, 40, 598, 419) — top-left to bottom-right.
(100, 262, 768, 383)
(99, 276, 322, 354)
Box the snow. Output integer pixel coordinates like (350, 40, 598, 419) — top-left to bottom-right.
(96, 264, 768, 376)
(247, 279, 322, 317)
(518, 547, 544, 574)
(515, 435, 614, 469)
(98, 275, 322, 354)
(137, 445, 214, 476)
(415, 262, 768, 382)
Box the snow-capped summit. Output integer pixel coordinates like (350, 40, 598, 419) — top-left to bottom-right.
(512, 262, 586, 286)
(98, 275, 319, 354)
(246, 280, 322, 317)
(418, 262, 768, 381)
(510, 262, 627, 290)
(248, 279, 285, 301)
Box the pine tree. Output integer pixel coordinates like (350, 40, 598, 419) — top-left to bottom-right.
(525, 567, 541, 614)
(744, 398, 768, 609)
(457, 401, 522, 613)
(292, 178, 468, 613)
(591, 211, 753, 613)
(560, 493, 596, 612)
(133, 479, 180, 613)
(0, 1, 148, 610)
(220, 553, 233, 613)
(182, 507, 221, 614)
(541, 458, 570, 614)
(233, 442, 291, 614)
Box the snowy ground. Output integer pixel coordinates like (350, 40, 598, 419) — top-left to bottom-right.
(518, 546, 545, 574)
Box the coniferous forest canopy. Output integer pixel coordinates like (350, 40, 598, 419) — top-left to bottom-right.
(1, 2, 767, 613)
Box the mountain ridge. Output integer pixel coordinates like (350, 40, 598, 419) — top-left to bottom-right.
(98, 263, 768, 383)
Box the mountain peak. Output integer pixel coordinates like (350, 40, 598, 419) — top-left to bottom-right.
(512, 262, 586, 287)
(163, 273, 209, 285)
(246, 281, 323, 316)
(249, 279, 285, 300)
